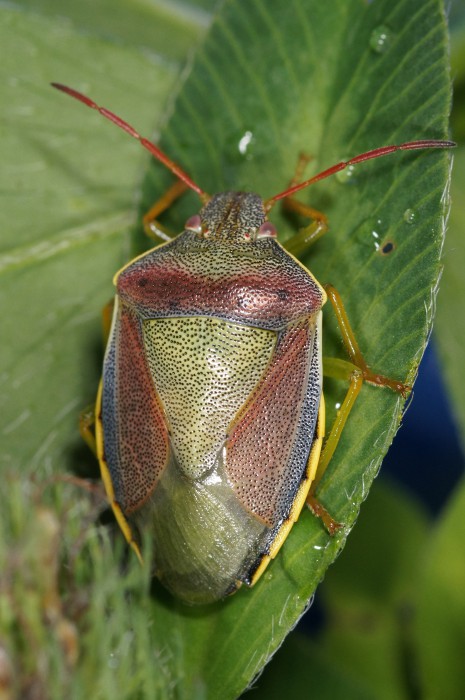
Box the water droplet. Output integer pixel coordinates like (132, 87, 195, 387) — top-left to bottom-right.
(107, 652, 119, 669)
(403, 208, 416, 224)
(238, 131, 253, 156)
(264, 570, 273, 582)
(371, 217, 385, 250)
(224, 127, 256, 164)
(369, 25, 394, 54)
(335, 402, 341, 411)
(336, 163, 356, 184)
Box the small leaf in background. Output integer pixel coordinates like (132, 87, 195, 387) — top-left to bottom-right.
(257, 477, 465, 699)
(413, 476, 465, 700)
(314, 481, 430, 700)
(256, 480, 429, 700)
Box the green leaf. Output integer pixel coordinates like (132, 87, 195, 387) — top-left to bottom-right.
(316, 481, 429, 700)
(0, 0, 452, 698)
(413, 476, 465, 699)
(23, 0, 213, 62)
(249, 632, 375, 700)
(255, 480, 429, 700)
(137, 1, 451, 693)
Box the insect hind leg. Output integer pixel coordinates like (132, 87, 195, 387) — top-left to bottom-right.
(307, 283, 409, 531)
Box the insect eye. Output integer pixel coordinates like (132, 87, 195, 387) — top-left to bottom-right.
(257, 222, 277, 239)
(185, 214, 202, 233)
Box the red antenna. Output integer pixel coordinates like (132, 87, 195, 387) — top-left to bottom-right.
(51, 83, 208, 201)
(265, 139, 455, 210)
(52, 83, 454, 212)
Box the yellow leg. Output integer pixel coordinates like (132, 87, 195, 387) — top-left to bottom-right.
(79, 404, 97, 454)
(281, 154, 329, 257)
(80, 300, 116, 454)
(288, 152, 314, 185)
(324, 284, 410, 396)
(307, 361, 364, 533)
(306, 284, 409, 530)
(306, 494, 344, 535)
(314, 362, 363, 488)
(282, 202, 328, 257)
(143, 179, 189, 240)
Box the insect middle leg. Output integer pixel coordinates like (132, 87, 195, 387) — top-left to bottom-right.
(79, 404, 97, 454)
(79, 299, 115, 454)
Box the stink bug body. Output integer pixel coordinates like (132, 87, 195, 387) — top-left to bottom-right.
(52, 83, 454, 605)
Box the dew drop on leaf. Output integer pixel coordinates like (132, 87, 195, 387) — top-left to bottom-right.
(369, 25, 394, 54)
(336, 162, 356, 184)
(403, 208, 416, 224)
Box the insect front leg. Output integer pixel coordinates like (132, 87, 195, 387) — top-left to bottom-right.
(278, 153, 329, 257)
(143, 179, 189, 241)
(281, 198, 329, 257)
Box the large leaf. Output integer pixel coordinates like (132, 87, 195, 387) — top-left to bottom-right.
(0, 0, 452, 698)
(135, 1, 451, 694)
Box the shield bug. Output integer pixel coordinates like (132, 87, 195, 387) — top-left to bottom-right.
(52, 83, 454, 605)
